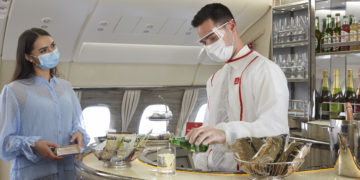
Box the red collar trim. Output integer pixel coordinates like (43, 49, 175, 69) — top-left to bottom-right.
(226, 50, 254, 64)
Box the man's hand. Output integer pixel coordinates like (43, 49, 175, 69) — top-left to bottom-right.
(33, 141, 63, 161)
(185, 126, 226, 146)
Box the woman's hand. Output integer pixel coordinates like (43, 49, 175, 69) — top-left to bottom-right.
(33, 141, 63, 161)
(70, 131, 83, 161)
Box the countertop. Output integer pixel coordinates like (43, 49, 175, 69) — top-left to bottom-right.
(77, 153, 356, 180)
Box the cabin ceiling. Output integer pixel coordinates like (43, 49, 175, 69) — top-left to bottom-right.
(0, 0, 271, 65)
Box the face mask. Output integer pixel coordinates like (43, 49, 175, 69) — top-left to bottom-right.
(204, 37, 234, 63)
(32, 48, 60, 69)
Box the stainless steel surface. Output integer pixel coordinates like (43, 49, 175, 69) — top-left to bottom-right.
(273, 0, 309, 11)
(308, 0, 315, 122)
(289, 136, 329, 145)
(301, 120, 331, 142)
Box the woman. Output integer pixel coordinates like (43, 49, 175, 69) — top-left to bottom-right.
(0, 28, 89, 180)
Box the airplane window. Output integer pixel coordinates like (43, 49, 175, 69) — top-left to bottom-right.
(138, 104, 171, 135)
(83, 106, 111, 144)
(195, 104, 207, 123)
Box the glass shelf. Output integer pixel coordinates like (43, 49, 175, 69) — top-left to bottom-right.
(287, 78, 309, 82)
(273, 40, 309, 48)
(273, 0, 309, 12)
(321, 41, 360, 48)
(316, 50, 360, 57)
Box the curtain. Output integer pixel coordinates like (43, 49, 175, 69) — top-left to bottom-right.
(175, 89, 199, 136)
(121, 90, 141, 132)
(75, 90, 82, 102)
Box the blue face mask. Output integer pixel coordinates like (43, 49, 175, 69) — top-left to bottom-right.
(32, 48, 60, 69)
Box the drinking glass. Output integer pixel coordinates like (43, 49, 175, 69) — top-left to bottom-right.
(157, 146, 176, 175)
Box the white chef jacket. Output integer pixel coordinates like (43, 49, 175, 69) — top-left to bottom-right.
(193, 45, 289, 171)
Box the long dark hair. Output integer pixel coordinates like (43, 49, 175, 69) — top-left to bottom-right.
(11, 28, 57, 81)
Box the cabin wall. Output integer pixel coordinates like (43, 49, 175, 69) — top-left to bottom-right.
(79, 87, 207, 134)
(0, 61, 221, 89)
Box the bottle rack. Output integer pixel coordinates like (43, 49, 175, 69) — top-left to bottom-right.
(317, 39, 360, 56)
(314, 0, 360, 121)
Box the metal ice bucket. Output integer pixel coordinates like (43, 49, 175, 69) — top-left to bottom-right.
(328, 119, 360, 178)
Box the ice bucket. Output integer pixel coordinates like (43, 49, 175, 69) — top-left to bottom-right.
(328, 119, 360, 178)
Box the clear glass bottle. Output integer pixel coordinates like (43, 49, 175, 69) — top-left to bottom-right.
(341, 16, 350, 51)
(350, 16, 358, 50)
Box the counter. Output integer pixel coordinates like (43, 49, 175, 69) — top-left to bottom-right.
(76, 153, 355, 180)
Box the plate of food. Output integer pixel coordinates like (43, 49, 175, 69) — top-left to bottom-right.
(92, 132, 149, 168)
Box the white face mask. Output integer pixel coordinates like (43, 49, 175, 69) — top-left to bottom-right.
(198, 20, 235, 63)
(204, 37, 234, 63)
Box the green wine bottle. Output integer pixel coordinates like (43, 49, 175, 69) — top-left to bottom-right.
(169, 137, 209, 152)
(330, 69, 344, 119)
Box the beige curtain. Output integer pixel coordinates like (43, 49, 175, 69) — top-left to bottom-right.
(75, 90, 82, 102)
(175, 89, 199, 136)
(121, 90, 141, 131)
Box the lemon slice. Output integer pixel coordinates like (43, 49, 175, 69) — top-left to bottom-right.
(159, 153, 175, 167)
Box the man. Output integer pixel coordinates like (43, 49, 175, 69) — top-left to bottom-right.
(185, 3, 289, 171)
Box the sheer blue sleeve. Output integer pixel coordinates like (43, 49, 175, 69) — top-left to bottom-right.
(70, 91, 90, 147)
(0, 85, 41, 162)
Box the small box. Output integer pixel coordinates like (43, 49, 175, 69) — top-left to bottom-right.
(54, 144, 81, 156)
(185, 122, 203, 135)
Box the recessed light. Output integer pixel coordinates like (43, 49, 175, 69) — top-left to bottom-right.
(99, 21, 108, 27)
(41, 17, 52, 24)
(41, 25, 48, 29)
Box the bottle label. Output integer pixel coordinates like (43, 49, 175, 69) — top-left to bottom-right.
(324, 33, 332, 51)
(324, 33, 331, 44)
(350, 30, 358, 42)
(332, 33, 340, 51)
(330, 102, 343, 119)
(341, 31, 349, 43)
(321, 102, 330, 118)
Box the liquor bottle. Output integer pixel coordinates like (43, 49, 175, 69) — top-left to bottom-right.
(358, 19, 360, 50)
(354, 69, 360, 119)
(350, 16, 358, 50)
(315, 90, 321, 119)
(330, 69, 344, 119)
(321, 70, 331, 120)
(332, 13, 341, 52)
(345, 102, 354, 120)
(345, 69, 356, 105)
(169, 136, 209, 152)
(321, 18, 327, 52)
(341, 16, 350, 51)
(324, 14, 333, 52)
(315, 16, 321, 53)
